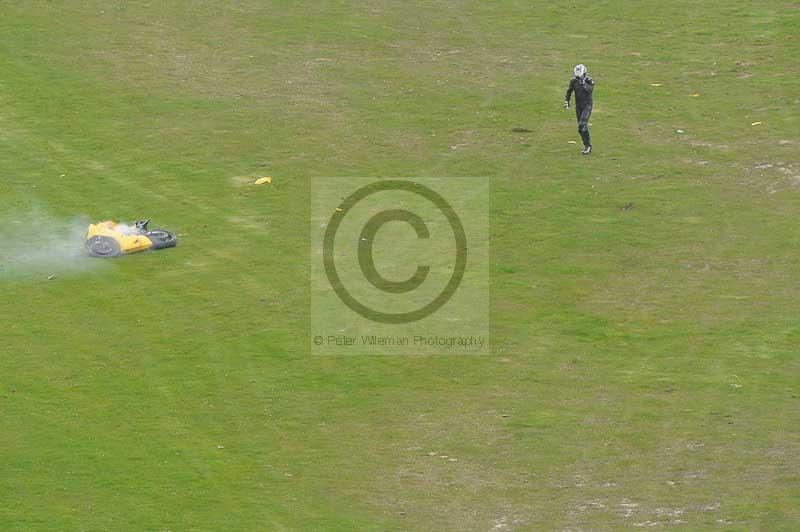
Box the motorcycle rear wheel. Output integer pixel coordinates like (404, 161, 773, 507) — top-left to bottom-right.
(86, 236, 122, 258)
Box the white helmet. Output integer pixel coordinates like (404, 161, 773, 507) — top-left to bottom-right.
(573, 64, 587, 78)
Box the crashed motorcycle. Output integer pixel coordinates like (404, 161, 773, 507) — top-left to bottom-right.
(85, 219, 177, 258)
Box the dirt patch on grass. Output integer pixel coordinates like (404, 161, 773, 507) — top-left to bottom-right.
(347, 404, 539, 531)
(229, 174, 261, 187)
(739, 161, 800, 194)
(227, 214, 270, 231)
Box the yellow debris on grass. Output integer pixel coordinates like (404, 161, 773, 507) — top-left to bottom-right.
(254, 176, 272, 185)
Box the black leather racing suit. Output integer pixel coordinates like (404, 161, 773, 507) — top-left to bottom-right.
(565, 76, 594, 147)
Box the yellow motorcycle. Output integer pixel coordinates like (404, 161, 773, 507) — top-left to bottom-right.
(85, 219, 177, 258)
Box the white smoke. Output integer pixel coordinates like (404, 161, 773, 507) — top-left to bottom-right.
(0, 211, 99, 276)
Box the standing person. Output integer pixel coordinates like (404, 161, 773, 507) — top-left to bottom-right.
(564, 64, 594, 154)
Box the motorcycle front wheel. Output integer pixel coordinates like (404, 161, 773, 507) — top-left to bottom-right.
(146, 230, 178, 250)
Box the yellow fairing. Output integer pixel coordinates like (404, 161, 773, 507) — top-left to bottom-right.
(118, 233, 154, 254)
(86, 221, 154, 254)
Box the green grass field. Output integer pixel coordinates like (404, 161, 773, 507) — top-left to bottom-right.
(1, 1, 799, 530)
